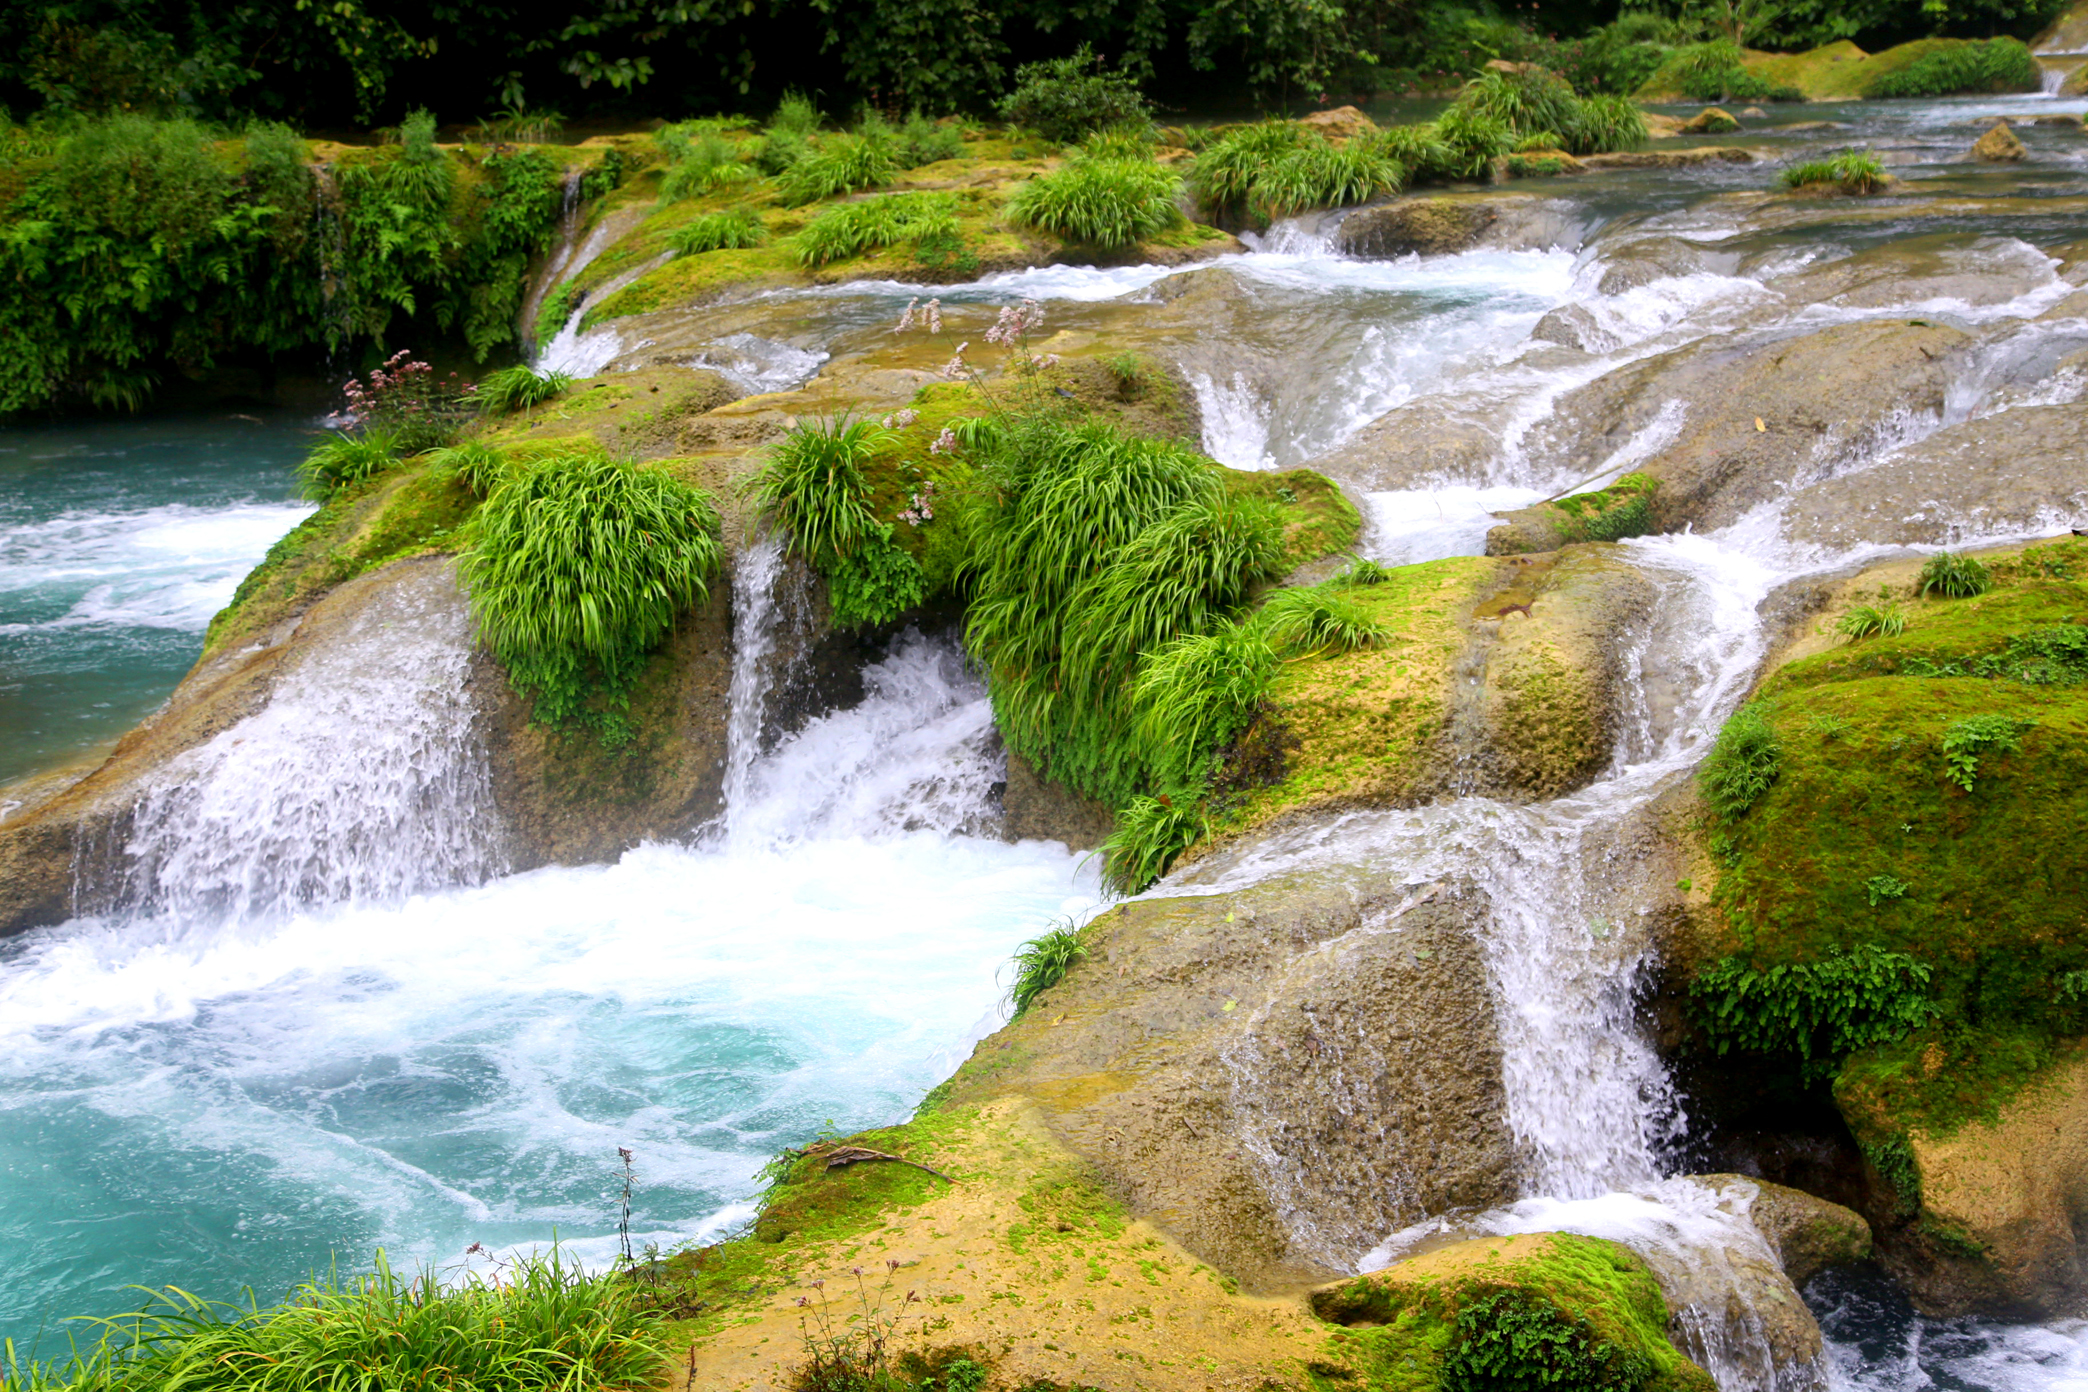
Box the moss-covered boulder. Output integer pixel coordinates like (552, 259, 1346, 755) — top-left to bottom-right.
(1310, 1233, 1717, 1392)
(1678, 538, 2088, 1314)
(1335, 192, 1582, 259)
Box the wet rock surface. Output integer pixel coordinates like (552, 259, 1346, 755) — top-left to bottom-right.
(1335, 192, 1585, 258)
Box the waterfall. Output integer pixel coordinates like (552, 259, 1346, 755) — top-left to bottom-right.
(115, 564, 505, 923)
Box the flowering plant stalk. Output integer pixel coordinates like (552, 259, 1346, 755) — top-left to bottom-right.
(336, 349, 478, 453)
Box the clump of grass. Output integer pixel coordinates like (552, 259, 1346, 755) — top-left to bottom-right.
(1513, 131, 1566, 153)
(1259, 585, 1389, 657)
(747, 417, 889, 563)
(463, 448, 722, 732)
(794, 191, 958, 268)
(1006, 920, 1089, 1016)
(1429, 106, 1516, 178)
(1099, 795, 1208, 896)
(1918, 551, 1992, 599)
(1190, 122, 1402, 225)
(1868, 37, 2039, 99)
(1454, 67, 1582, 145)
(1371, 124, 1462, 183)
(296, 429, 401, 501)
(1781, 149, 1888, 195)
(1104, 350, 1150, 397)
(1135, 619, 1279, 792)
(2, 1248, 663, 1391)
(1837, 602, 1908, 640)
(1671, 39, 1775, 102)
(1334, 556, 1393, 586)
(475, 364, 573, 414)
(1076, 125, 1159, 161)
(1563, 94, 1648, 155)
(427, 440, 513, 496)
(777, 132, 898, 206)
(654, 122, 754, 202)
(895, 110, 965, 166)
(1006, 156, 1182, 250)
(1701, 701, 1781, 822)
(667, 206, 769, 254)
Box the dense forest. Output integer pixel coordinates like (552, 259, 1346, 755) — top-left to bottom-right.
(1, 0, 2069, 123)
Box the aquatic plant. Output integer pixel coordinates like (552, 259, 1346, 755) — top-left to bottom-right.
(1006, 920, 1090, 1015)
(1187, 121, 1309, 222)
(1562, 94, 1648, 155)
(1917, 551, 1992, 599)
(1699, 701, 1780, 821)
(463, 449, 722, 734)
(794, 191, 958, 267)
(475, 364, 573, 414)
(0, 1248, 663, 1391)
(296, 429, 403, 501)
(667, 206, 770, 254)
(1005, 156, 1183, 249)
(1246, 139, 1404, 221)
(1780, 150, 1888, 195)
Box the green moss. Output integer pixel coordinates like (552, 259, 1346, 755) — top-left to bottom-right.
(1312, 1234, 1712, 1392)
(1544, 474, 1657, 544)
(1639, 37, 2038, 102)
(1705, 561, 2088, 1141)
(1228, 469, 1363, 569)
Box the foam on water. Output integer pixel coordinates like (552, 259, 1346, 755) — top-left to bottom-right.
(1363, 485, 1549, 564)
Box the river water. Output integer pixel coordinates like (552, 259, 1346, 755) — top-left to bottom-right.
(5, 92, 2088, 1383)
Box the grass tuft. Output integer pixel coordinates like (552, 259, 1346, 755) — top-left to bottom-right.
(1005, 158, 1183, 249)
(1837, 602, 1908, 640)
(1099, 796, 1207, 896)
(296, 429, 401, 501)
(426, 440, 513, 497)
(1005, 920, 1089, 1016)
(1781, 149, 1888, 195)
(1259, 584, 1390, 657)
(747, 417, 890, 564)
(1918, 551, 1992, 599)
(475, 365, 573, 414)
(667, 206, 769, 254)
(794, 192, 958, 268)
(777, 133, 899, 206)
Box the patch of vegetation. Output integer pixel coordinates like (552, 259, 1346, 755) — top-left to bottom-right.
(463, 448, 723, 744)
(1005, 156, 1183, 250)
(1005, 920, 1089, 1016)
(1837, 601, 1907, 640)
(796, 192, 959, 268)
(751, 417, 928, 629)
(999, 46, 1151, 145)
(668, 206, 770, 255)
(1692, 946, 1939, 1083)
(778, 133, 899, 206)
(1668, 39, 1778, 101)
(296, 429, 403, 502)
(476, 365, 574, 414)
(1699, 701, 1782, 822)
(1452, 67, 1648, 156)
(1, 1249, 662, 1392)
(655, 120, 755, 201)
(1918, 551, 1992, 599)
(1781, 149, 1889, 195)
(1866, 36, 2038, 97)
(1939, 713, 2035, 792)
(1444, 1288, 1653, 1392)
(1189, 122, 1402, 227)
(1544, 473, 1657, 543)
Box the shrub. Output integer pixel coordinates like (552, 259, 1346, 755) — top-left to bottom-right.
(1005, 920, 1088, 1016)
(827, 525, 928, 628)
(1455, 66, 1582, 143)
(1100, 795, 1207, 896)
(771, 91, 823, 137)
(1005, 158, 1183, 249)
(896, 110, 966, 166)
(1700, 701, 1780, 822)
(794, 191, 959, 267)
(1443, 1288, 1653, 1392)
(0, 1249, 663, 1392)
(1836, 602, 1907, 639)
(999, 45, 1150, 144)
(1940, 715, 2035, 792)
(296, 429, 402, 501)
(1692, 945, 1938, 1080)
(1781, 149, 1888, 195)
(1672, 40, 1773, 101)
(747, 417, 889, 564)
(475, 364, 573, 414)
(667, 206, 769, 254)
(463, 449, 723, 733)
(1868, 38, 2038, 98)
(1513, 131, 1566, 153)
(655, 123, 753, 201)
(1917, 551, 1992, 599)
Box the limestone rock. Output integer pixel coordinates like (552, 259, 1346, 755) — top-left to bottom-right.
(1335, 192, 1584, 259)
(1682, 107, 1740, 134)
(1741, 105, 1769, 118)
(2029, 112, 2084, 127)
(1693, 1173, 1873, 1285)
(1973, 120, 2028, 161)
(1000, 751, 1113, 849)
(2064, 63, 2088, 97)
(1776, 120, 1848, 132)
(1643, 112, 1687, 138)
(1781, 402, 2088, 549)
(1581, 146, 1757, 169)
(945, 871, 1519, 1286)
(1298, 104, 1376, 141)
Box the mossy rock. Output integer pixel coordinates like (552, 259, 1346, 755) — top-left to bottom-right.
(1638, 37, 2039, 102)
(1309, 1233, 1717, 1392)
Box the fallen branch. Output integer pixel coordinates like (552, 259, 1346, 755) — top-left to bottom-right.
(807, 1144, 955, 1183)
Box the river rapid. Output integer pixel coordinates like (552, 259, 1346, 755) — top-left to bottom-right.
(4, 93, 2088, 1386)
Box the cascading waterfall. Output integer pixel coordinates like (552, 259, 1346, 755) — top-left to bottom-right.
(115, 563, 506, 922)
